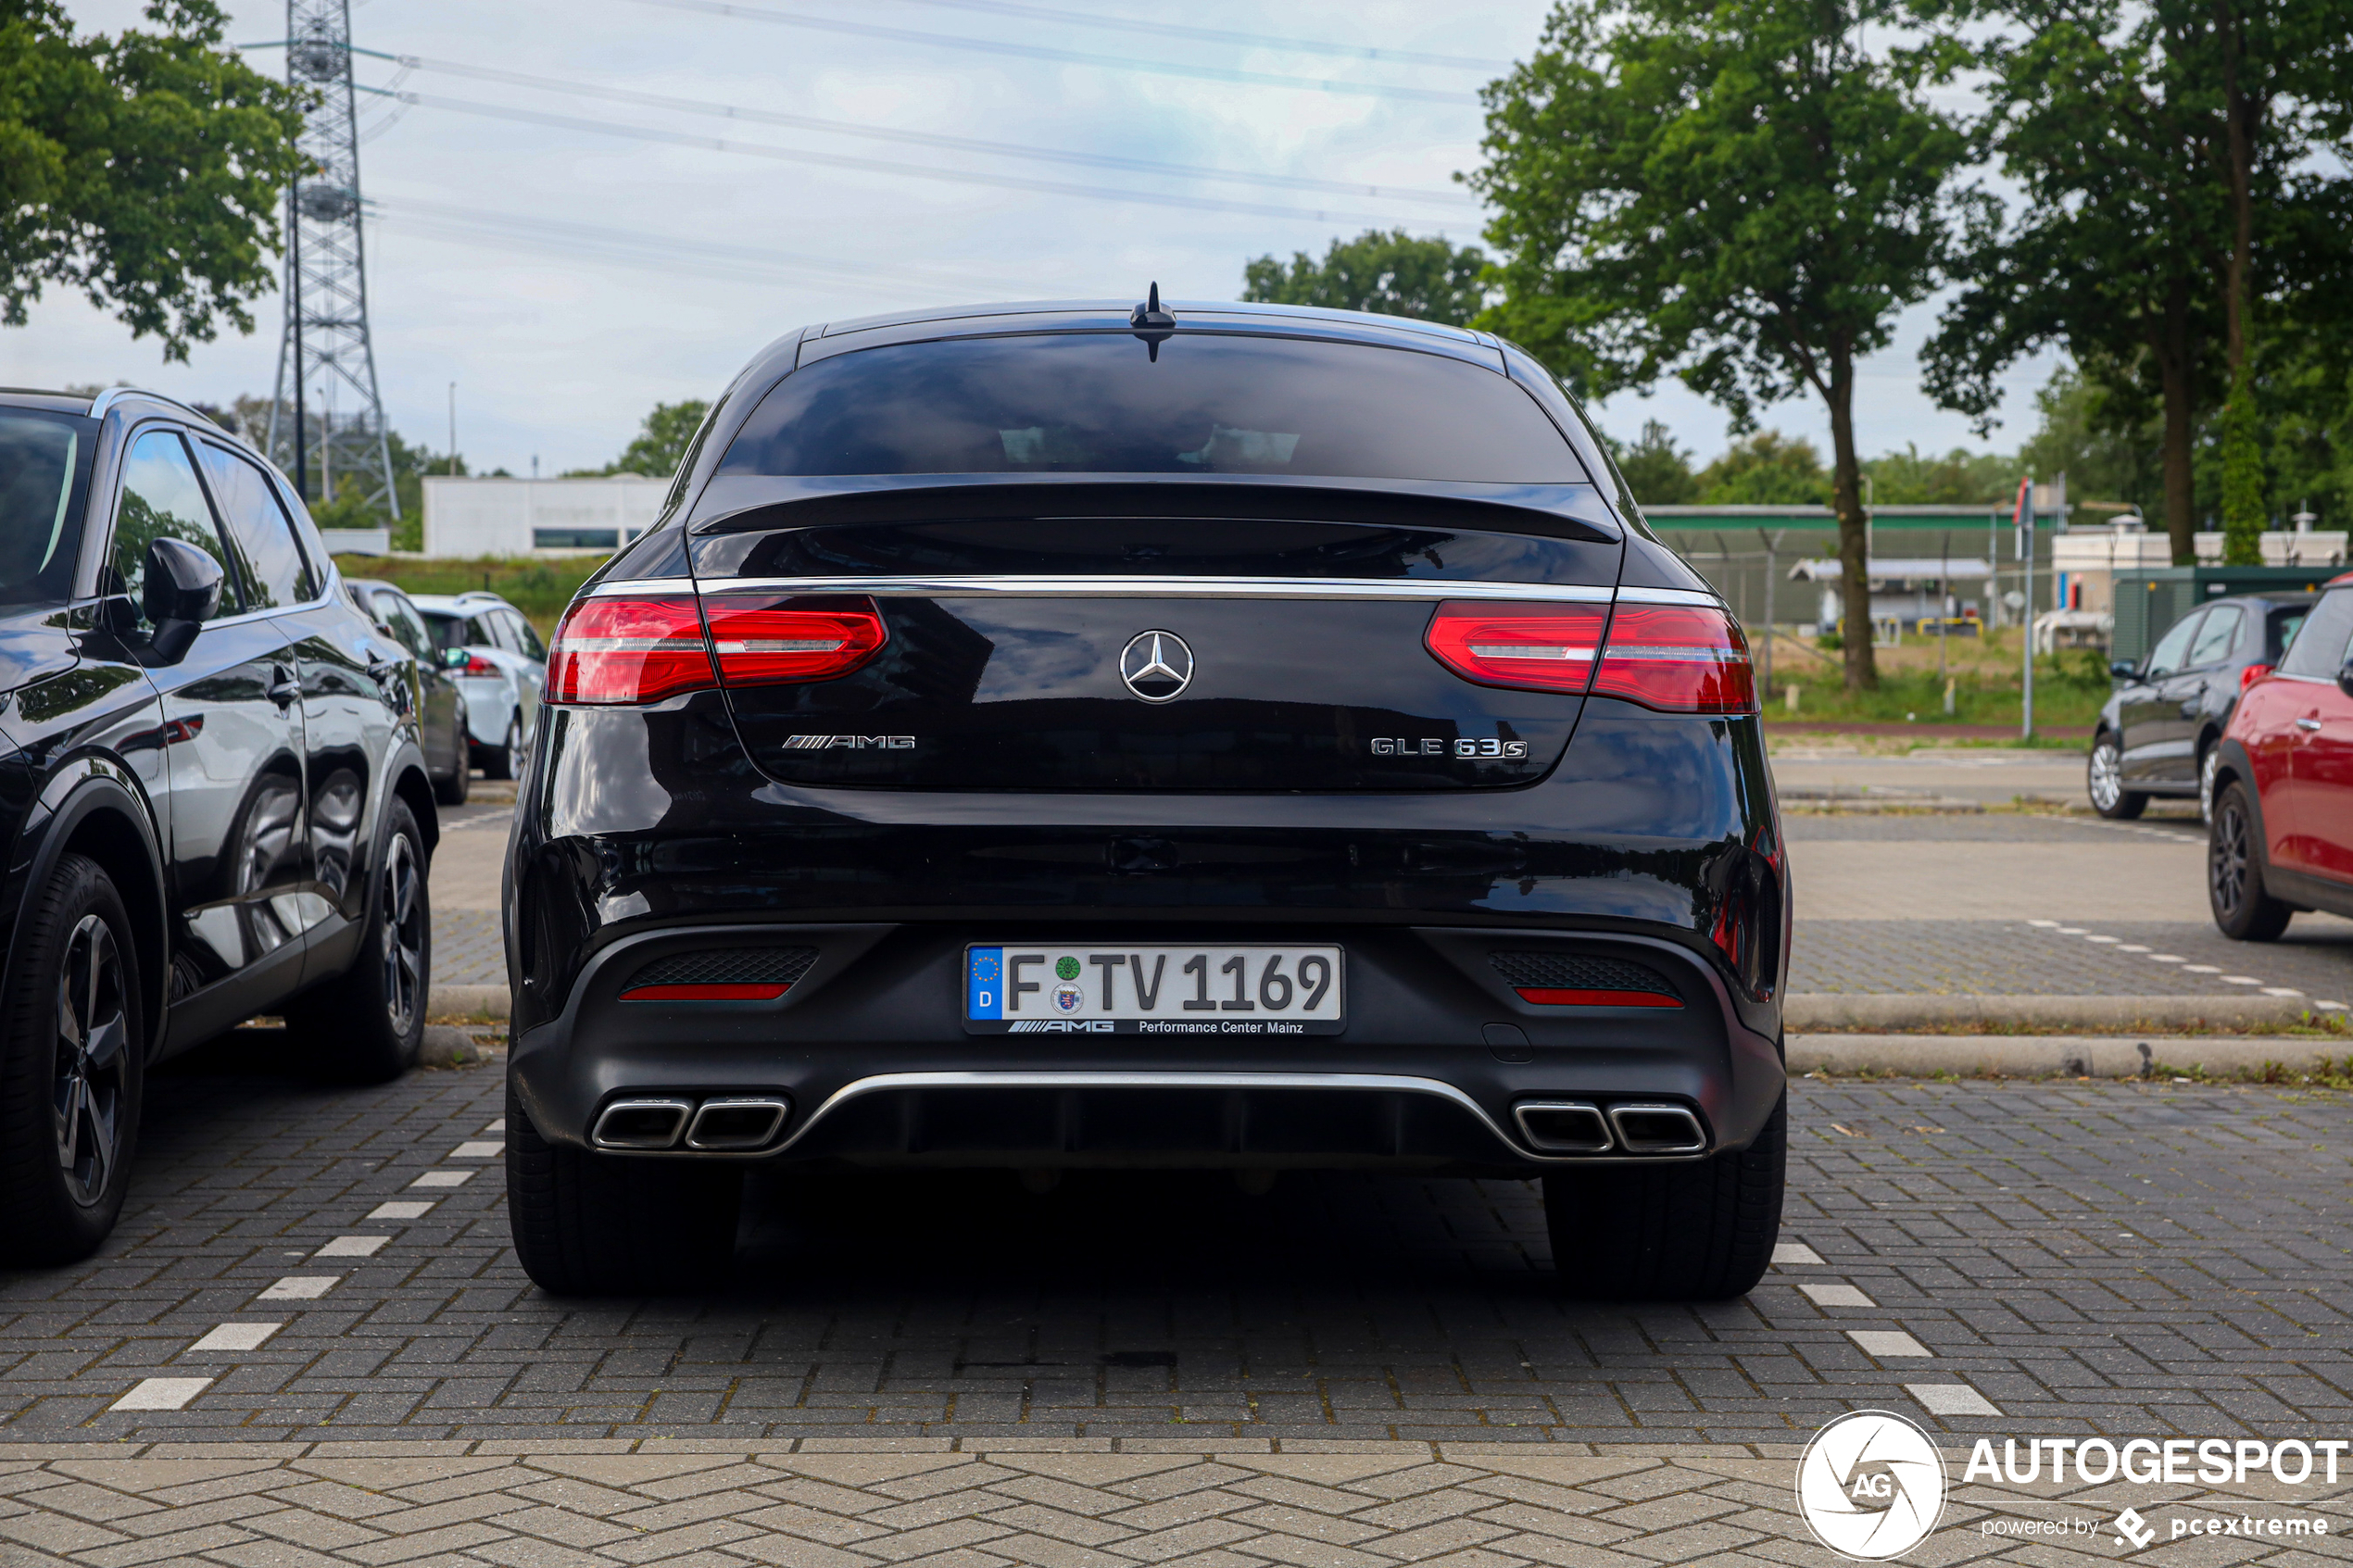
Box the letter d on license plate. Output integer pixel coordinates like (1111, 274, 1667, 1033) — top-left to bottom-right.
(964, 945, 1344, 1035)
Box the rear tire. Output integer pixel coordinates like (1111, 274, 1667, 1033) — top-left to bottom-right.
(2208, 780, 2292, 941)
(481, 714, 520, 781)
(2088, 734, 2146, 819)
(0, 855, 145, 1265)
(1541, 1095, 1784, 1300)
(506, 1084, 742, 1295)
(283, 800, 430, 1082)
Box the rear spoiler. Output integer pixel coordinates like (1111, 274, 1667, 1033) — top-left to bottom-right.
(687, 474, 1624, 545)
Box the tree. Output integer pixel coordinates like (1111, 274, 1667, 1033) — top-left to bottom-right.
(1863, 444, 2014, 505)
(2, 0, 306, 358)
(570, 400, 711, 480)
(2014, 365, 2166, 513)
(1607, 420, 1699, 504)
(1470, 0, 1979, 689)
(1239, 230, 1489, 327)
(1696, 432, 1831, 505)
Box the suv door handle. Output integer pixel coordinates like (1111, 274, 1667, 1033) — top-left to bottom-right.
(2296, 717, 2322, 731)
(267, 667, 301, 708)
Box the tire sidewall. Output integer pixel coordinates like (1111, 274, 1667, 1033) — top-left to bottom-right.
(0, 856, 145, 1261)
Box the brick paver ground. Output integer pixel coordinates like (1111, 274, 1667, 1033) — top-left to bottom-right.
(1, 1059, 2346, 1449)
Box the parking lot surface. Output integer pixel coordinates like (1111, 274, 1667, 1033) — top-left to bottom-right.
(2, 1064, 2346, 1448)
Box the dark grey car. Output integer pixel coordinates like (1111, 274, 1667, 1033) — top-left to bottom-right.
(2089, 592, 2315, 820)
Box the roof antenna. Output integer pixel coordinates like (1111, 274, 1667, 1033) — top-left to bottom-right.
(1130, 282, 1176, 360)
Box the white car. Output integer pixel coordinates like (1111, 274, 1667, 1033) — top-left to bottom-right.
(411, 591, 547, 779)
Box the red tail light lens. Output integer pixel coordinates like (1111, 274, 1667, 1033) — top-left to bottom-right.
(464, 654, 499, 677)
(1424, 602, 1607, 692)
(1592, 605, 1755, 714)
(2241, 662, 2273, 691)
(546, 596, 716, 705)
(701, 593, 887, 686)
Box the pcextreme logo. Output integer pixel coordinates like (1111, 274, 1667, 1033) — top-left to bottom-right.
(1796, 1411, 1947, 1560)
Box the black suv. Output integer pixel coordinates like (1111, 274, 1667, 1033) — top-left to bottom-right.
(2090, 592, 2316, 821)
(0, 388, 440, 1261)
(504, 300, 1790, 1298)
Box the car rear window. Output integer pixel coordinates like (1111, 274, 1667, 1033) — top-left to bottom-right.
(0, 408, 96, 611)
(717, 333, 1591, 483)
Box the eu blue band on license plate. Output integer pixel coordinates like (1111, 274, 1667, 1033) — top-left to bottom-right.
(962, 944, 1345, 1035)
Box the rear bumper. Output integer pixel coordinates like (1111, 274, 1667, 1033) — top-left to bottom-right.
(507, 921, 1786, 1174)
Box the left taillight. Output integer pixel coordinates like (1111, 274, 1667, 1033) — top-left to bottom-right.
(701, 593, 887, 686)
(546, 596, 716, 705)
(1424, 602, 1608, 692)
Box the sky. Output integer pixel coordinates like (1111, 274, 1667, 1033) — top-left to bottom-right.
(7, 0, 2064, 479)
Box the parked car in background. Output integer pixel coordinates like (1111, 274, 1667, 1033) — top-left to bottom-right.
(503, 297, 1788, 1299)
(347, 578, 471, 806)
(2087, 591, 2316, 821)
(0, 387, 439, 1262)
(411, 591, 545, 779)
(2208, 577, 2353, 939)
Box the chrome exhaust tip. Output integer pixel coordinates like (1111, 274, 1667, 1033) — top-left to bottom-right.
(684, 1097, 790, 1150)
(1607, 1103, 1707, 1155)
(591, 1098, 695, 1150)
(1513, 1100, 1614, 1154)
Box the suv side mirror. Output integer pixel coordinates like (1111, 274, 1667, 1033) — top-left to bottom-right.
(2338, 658, 2353, 699)
(141, 538, 223, 666)
(2109, 659, 2141, 681)
(441, 646, 472, 670)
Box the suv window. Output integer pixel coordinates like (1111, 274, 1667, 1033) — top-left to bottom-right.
(373, 591, 434, 661)
(718, 333, 1591, 483)
(2145, 611, 2202, 678)
(2269, 606, 2310, 659)
(110, 429, 239, 623)
(2278, 588, 2353, 679)
(195, 440, 311, 608)
(421, 611, 475, 653)
(2187, 605, 2244, 667)
(502, 608, 546, 659)
(0, 407, 95, 611)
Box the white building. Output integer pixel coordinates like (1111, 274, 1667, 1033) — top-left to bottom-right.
(420, 475, 668, 558)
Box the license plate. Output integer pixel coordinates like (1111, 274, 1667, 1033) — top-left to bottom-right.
(963, 945, 1344, 1035)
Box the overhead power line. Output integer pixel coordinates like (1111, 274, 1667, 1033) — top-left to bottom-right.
(396, 56, 1473, 207)
(361, 86, 1433, 228)
(855, 0, 1510, 71)
(631, 0, 1482, 105)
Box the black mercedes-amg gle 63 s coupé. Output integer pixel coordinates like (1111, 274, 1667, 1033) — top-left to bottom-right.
(505, 297, 1789, 1298)
(0, 387, 440, 1263)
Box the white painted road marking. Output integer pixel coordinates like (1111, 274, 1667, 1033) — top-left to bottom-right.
(315, 1236, 388, 1258)
(449, 1141, 503, 1159)
(1800, 1283, 1875, 1308)
(188, 1323, 282, 1352)
(1850, 1330, 1931, 1357)
(369, 1200, 434, 1220)
(1772, 1242, 1824, 1266)
(409, 1170, 472, 1187)
(258, 1276, 337, 1300)
(1909, 1382, 2001, 1416)
(111, 1378, 211, 1411)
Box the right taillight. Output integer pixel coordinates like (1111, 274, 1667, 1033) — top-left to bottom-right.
(1426, 598, 1755, 714)
(546, 596, 716, 705)
(1590, 604, 1756, 714)
(1424, 601, 1607, 692)
(2241, 663, 2273, 691)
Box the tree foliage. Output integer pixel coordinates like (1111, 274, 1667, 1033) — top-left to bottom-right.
(1695, 432, 1831, 505)
(1239, 230, 1489, 327)
(570, 400, 711, 480)
(1605, 420, 1701, 505)
(2, 0, 306, 359)
(1468, 0, 1980, 688)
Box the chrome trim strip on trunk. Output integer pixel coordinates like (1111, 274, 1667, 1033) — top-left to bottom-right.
(1615, 585, 1727, 608)
(585, 576, 696, 597)
(675, 575, 1617, 603)
(753, 1070, 1708, 1164)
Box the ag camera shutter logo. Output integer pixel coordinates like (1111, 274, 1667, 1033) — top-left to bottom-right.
(1796, 1411, 1948, 1560)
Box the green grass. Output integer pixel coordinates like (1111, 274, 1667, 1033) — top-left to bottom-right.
(333, 555, 608, 635)
(1763, 645, 2112, 729)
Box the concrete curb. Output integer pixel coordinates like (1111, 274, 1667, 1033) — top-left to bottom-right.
(428, 983, 510, 1019)
(1788, 1031, 2347, 1079)
(1783, 991, 2330, 1032)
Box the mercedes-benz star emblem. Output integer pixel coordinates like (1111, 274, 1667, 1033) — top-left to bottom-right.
(1120, 630, 1193, 702)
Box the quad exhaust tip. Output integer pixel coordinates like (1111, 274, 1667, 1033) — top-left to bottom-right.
(1512, 1099, 1708, 1156)
(591, 1096, 791, 1152)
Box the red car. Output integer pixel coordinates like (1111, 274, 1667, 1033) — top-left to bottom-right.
(2209, 574, 2353, 937)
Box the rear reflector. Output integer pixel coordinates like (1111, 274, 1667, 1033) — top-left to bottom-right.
(620, 983, 792, 1002)
(1588, 605, 1755, 713)
(702, 593, 887, 686)
(547, 596, 715, 705)
(1514, 986, 1684, 1009)
(1425, 602, 1606, 693)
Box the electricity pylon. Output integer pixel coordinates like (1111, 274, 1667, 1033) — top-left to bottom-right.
(266, 0, 398, 518)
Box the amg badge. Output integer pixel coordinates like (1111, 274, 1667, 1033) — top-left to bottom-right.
(1371, 737, 1529, 759)
(781, 734, 915, 750)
